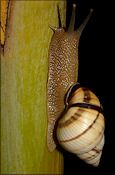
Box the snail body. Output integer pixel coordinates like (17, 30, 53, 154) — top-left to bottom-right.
(47, 4, 93, 152)
(47, 4, 105, 166)
(57, 83, 105, 167)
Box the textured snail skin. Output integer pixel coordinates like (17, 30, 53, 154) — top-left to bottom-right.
(47, 5, 93, 152)
(57, 84, 105, 167)
(47, 29, 79, 152)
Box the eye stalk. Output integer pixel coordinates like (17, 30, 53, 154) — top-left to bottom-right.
(68, 4, 76, 34)
(76, 8, 93, 37)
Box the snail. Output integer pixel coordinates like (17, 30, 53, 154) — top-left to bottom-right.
(57, 83, 105, 167)
(47, 4, 105, 166)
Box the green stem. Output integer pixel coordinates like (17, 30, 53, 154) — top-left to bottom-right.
(1, 1, 66, 174)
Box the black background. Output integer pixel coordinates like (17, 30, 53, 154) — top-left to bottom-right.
(63, 0, 114, 174)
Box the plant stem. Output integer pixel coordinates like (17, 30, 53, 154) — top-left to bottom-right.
(1, 1, 66, 174)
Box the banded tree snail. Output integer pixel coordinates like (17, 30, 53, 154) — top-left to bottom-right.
(47, 4, 105, 167)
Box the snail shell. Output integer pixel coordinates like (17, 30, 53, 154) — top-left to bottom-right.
(57, 83, 105, 167)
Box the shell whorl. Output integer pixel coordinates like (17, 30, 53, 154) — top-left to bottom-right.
(57, 83, 105, 167)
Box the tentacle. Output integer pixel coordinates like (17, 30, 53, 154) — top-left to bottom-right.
(76, 9, 93, 37)
(68, 4, 76, 34)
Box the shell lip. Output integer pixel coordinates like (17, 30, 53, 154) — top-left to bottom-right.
(68, 102, 104, 114)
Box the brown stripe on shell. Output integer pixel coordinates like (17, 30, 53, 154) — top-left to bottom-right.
(92, 136, 104, 154)
(58, 116, 76, 128)
(74, 108, 84, 118)
(58, 108, 84, 128)
(81, 144, 103, 161)
(82, 87, 102, 109)
(81, 152, 99, 161)
(92, 148, 102, 154)
(59, 112, 100, 142)
(82, 87, 90, 103)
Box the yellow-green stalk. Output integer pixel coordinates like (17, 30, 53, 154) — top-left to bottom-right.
(1, 1, 66, 174)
